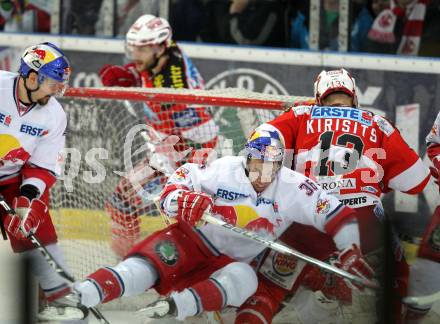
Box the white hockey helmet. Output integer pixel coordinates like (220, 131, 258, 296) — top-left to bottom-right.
(314, 68, 358, 107)
(126, 15, 172, 48)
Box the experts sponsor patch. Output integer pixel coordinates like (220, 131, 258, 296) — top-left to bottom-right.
(155, 240, 179, 266)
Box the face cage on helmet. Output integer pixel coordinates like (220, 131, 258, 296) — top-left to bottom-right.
(37, 73, 70, 97)
(245, 145, 284, 163)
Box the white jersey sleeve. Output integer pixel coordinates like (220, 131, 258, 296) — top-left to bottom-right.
(27, 98, 67, 175)
(426, 110, 440, 145)
(278, 168, 352, 237)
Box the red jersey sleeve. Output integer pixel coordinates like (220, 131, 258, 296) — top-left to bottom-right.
(376, 116, 430, 194)
(267, 108, 302, 150)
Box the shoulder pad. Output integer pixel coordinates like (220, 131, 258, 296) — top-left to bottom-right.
(373, 115, 395, 136)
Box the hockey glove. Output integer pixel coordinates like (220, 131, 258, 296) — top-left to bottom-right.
(332, 244, 375, 292)
(99, 64, 137, 87)
(176, 191, 213, 226)
(4, 196, 47, 239)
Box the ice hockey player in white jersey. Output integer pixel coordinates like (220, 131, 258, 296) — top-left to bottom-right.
(404, 111, 440, 323)
(48, 129, 374, 321)
(0, 43, 74, 313)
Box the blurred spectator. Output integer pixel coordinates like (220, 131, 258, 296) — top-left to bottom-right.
(0, 0, 51, 33)
(111, 0, 161, 36)
(365, 0, 440, 56)
(200, 0, 288, 47)
(351, 0, 390, 52)
(290, 0, 340, 51)
(199, 0, 231, 44)
(62, 0, 103, 35)
(169, 0, 203, 41)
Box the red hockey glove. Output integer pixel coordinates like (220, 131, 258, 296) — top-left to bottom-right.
(303, 265, 352, 303)
(99, 64, 138, 87)
(4, 197, 47, 239)
(303, 245, 374, 303)
(176, 191, 213, 226)
(332, 244, 375, 291)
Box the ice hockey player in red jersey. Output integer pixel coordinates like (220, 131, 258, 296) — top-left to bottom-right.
(44, 130, 374, 322)
(404, 111, 440, 323)
(99, 14, 218, 257)
(235, 68, 431, 324)
(0, 43, 73, 312)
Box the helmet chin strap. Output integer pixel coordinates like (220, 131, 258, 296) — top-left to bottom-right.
(22, 76, 40, 104)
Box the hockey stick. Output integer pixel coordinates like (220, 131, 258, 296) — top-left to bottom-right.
(403, 291, 440, 306)
(0, 195, 109, 324)
(201, 213, 380, 290)
(152, 197, 379, 290)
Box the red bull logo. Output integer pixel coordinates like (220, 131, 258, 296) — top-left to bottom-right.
(272, 253, 297, 276)
(0, 134, 31, 167)
(212, 204, 276, 235)
(32, 49, 46, 60)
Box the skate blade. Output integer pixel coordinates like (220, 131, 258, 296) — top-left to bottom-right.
(137, 300, 170, 319)
(37, 306, 86, 321)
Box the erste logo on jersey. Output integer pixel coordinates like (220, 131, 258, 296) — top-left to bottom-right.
(216, 188, 249, 200)
(20, 123, 48, 137)
(311, 106, 373, 126)
(0, 110, 11, 127)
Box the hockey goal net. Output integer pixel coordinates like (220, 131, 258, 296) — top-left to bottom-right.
(51, 87, 375, 322)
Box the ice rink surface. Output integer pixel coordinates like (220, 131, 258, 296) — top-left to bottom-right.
(2, 243, 440, 324)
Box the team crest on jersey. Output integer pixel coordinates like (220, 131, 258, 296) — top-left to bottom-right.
(272, 252, 297, 276)
(155, 240, 179, 266)
(316, 199, 331, 215)
(0, 110, 11, 127)
(173, 166, 189, 181)
(361, 186, 378, 194)
(429, 225, 440, 252)
(374, 115, 394, 136)
(311, 106, 372, 126)
(292, 105, 312, 116)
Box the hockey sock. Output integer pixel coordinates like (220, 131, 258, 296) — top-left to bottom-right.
(172, 278, 226, 321)
(86, 267, 125, 304)
(235, 293, 278, 324)
(24, 243, 70, 298)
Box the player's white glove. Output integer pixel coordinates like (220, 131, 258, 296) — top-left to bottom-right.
(4, 196, 47, 239)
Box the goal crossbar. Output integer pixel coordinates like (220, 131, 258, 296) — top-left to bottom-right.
(65, 87, 312, 110)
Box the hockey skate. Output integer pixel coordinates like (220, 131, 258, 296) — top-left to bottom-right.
(137, 297, 177, 319)
(37, 290, 89, 322)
